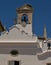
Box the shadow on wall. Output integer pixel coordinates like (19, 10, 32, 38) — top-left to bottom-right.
(38, 51, 51, 60)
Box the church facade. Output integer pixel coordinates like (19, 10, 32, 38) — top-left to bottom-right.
(0, 4, 51, 65)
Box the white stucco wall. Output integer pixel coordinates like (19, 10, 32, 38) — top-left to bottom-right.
(0, 54, 51, 65)
(0, 25, 37, 42)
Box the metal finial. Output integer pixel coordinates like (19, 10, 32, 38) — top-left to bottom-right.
(44, 24, 47, 39)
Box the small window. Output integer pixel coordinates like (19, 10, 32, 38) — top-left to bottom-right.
(10, 50, 19, 56)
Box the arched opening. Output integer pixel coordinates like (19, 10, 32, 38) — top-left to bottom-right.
(21, 14, 28, 24)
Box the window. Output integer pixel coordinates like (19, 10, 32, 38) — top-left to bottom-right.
(9, 61, 19, 65)
(14, 61, 19, 65)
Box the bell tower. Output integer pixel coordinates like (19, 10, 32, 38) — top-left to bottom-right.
(16, 4, 33, 36)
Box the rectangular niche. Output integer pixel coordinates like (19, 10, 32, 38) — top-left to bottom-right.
(8, 61, 19, 65)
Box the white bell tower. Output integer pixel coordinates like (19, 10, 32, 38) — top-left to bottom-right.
(16, 4, 33, 36)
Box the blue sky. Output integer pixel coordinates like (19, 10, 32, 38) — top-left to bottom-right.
(0, 0, 51, 38)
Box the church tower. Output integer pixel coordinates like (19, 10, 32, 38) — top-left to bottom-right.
(16, 4, 33, 36)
